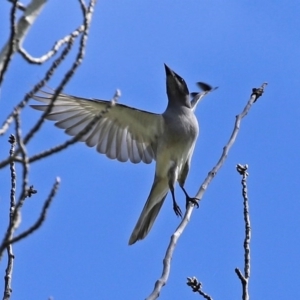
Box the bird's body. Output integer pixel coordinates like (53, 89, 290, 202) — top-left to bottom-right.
(129, 104, 198, 244)
(157, 107, 198, 180)
(31, 65, 212, 245)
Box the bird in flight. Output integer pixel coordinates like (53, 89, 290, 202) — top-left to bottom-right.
(31, 65, 214, 245)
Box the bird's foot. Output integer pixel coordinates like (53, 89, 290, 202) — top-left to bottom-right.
(186, 196, 199, 209)
(170, 189, 182, 217)
(173, 202, 182, 218)
(181, 187, 199, 209)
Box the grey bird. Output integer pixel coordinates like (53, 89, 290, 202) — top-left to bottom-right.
(31, 65, 213, 245)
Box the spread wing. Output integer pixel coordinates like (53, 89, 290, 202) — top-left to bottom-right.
(31, 91, 162, 164)
(190, 82, 217, 112)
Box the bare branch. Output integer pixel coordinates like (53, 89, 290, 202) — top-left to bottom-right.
(147, 83, 267, 299)
(2, 243, 14, 300)
(0, 0, 18, 85)
(18, 25, 85, 64)
(146, 206, 194, 300)
(0, 0, 47, 82)
(0, 39, 77, 145)
(235, 164, 251, 300)
(0, 1, 96, 296)
(0, 129, 59, 260)
(2, 135, 17, 300)
(14, 111, 30, 205)
(0, 36, 75, 141)
(0, 178, 60, 255)
(194, 83, 267, 203)
(186, 277, 213, 300)
(0, 1, 97, 173)
(78, 0, 87, 14)
(23, 0, 97, 146)
(0, 0, 95, 137)
(8, 135, 17, 211)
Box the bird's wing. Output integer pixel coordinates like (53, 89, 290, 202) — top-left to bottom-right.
(31, 91, 162, 164)
(190, 82, 216, 112)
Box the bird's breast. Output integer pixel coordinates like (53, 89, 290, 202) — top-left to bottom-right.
(163, 111, 199, 144)
(155, 110, 199, 176)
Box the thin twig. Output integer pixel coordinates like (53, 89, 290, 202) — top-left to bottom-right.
(0, 1, 93, 137)
(23, 0, 96, 146)
(14, 111, 30, 205)
(18, 25, 85, 64)
(0, 37, 75, 138)
(23, 40, 75, 145)
(0, 0, 17, 85)
(0, 37, 75, 168)
(78, 0, 87, 14)
(1, 178, 60, 249)
(146, 83, 267, 299)
(2, 245, 14, 300)
(235, 163, 251, 300)
(0, 1, 97, 168)
(186, 277, 213, 300)
(8, 135, 17, 215)
(2, 135, 17, 300)
(0, 0, 47, 83)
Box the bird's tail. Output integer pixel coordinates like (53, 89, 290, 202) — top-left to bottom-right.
(128, 179, 168, 245)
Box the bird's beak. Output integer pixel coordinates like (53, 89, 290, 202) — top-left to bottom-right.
(164, 64, 174, 76)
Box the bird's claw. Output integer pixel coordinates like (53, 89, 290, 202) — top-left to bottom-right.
(173, 203, 182, 218)
(186, 197, 199, 209)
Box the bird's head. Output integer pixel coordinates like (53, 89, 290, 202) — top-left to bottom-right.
(164, 64, 190, 108)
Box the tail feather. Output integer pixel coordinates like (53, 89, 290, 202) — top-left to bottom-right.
(129, 179, 168, 245)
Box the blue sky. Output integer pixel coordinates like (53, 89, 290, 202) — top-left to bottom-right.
(1, 1, 300, 299)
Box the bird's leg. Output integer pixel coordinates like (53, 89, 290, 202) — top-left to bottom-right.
(180, 186, 199, 209)
(170, 188, 182, 218)
(168, 164, 182, 217)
